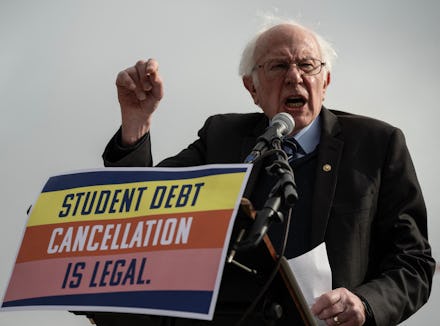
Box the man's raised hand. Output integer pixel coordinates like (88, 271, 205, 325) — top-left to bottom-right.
(116, 59, 164, 146)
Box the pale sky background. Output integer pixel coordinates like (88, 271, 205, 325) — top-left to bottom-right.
(0, 0, 439, 325)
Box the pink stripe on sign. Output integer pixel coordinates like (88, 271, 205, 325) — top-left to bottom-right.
(4, 248, 222, 302)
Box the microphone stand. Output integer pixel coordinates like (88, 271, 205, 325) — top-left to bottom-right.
(228, 137, 297, 257)
(225, 137, 299, 324)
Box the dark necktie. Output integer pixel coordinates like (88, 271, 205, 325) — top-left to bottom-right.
(283, 138, 305, 162)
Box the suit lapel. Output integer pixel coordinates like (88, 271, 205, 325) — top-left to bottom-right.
(237, 109, 344, 246)
(311, 108, 344, 245)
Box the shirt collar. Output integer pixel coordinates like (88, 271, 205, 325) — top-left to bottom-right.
(290, 115, 321, 154)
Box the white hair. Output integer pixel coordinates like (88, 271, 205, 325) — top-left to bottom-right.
(238, 19, 337, 77)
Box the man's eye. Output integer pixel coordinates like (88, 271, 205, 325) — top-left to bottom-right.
(270, 62, 289, 71)
(298, 61, 317, 71)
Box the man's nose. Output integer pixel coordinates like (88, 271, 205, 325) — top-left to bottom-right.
(285, 64, 303, 85)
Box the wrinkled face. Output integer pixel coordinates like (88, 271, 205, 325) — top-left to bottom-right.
(243, 24, 330, 134)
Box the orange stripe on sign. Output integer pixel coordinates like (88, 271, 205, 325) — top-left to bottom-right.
(17, 209, 233, 263)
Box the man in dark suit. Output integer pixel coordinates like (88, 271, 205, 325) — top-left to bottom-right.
(99, 22, 435, 325)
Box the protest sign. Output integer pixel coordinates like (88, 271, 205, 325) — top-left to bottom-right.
(1, 165, 251, 320)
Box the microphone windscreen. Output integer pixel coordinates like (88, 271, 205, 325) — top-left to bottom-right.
(270, 112, 295, 137)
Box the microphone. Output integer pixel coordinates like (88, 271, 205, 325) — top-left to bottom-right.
(244, 112, 295, 163)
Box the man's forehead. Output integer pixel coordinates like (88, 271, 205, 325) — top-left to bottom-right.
(254, 24, 320, 60)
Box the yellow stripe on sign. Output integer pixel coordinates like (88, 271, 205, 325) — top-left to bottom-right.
(27, 172, 247, 227)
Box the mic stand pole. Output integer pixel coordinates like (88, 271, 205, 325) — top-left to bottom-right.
(227, 138, 317, 326)
(230, 137, 297, 252)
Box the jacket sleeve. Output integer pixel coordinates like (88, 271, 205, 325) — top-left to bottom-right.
(353, 128, 435, 325)
(102, 116, 212, 168)
(102, 128, 153, 167)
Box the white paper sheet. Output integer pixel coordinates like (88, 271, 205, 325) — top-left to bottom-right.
(287, 242, 332, 325)
(288, 242, 332, 326)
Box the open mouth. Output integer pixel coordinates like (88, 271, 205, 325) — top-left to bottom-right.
(285, 96, 306, 108)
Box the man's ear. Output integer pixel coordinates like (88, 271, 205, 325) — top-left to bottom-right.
(243, 75, 259, 105)
(324, 71, 331, 88)
(322, 71, 331, 99)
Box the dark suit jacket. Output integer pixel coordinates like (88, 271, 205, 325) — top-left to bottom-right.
(102, 107, 435, 325)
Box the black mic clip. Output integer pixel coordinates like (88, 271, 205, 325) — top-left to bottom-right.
(265, 153, 298, 208)
(234, 140, 298, 252)
(244, 130, 279, 163)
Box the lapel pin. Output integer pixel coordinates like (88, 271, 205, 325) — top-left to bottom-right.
(322, 164, 332, 172)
